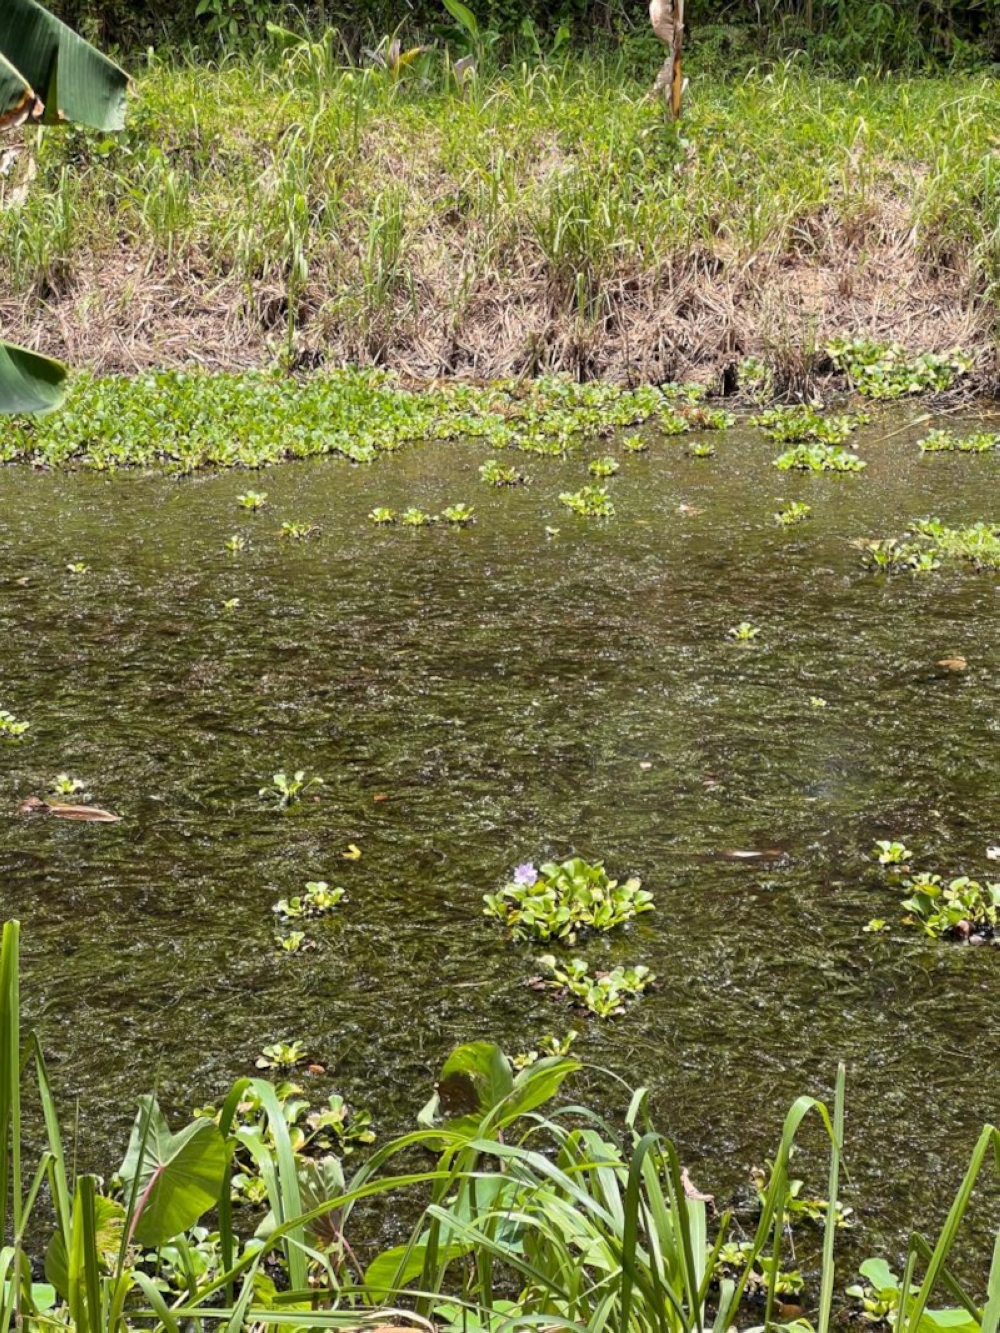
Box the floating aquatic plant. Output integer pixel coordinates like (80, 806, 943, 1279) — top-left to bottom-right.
(535, 956, 655, 1017)
(558, 485, 615, 518)
(441, 503, 475, 525)
(273, 882, 346, 920)
(728, 621, 761, 643)
(873, 840, 912, 866)
(254, 1040, 307, 1071)
(484, 857, 653, 944)
(280, 520, 320, 539)
(918, 428, 999, 454)
(259, 770, 324, 807)
(775, 500, 812, 525)
(827, 338, 973, 399)
(479, 459, 525, 486)
(587, 456, 619, 477)
(0, 709, 29, 741)
(755, 406, 863, 446)
(774, 443, 866, 472)
(237, 490, 268, 511)
(368, 507, 397, 525)
(901, 874, 999, 941)
(401, 507, 435, 527)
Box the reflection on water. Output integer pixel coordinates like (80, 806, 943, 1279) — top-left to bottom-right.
(1, 403, 998, 1264)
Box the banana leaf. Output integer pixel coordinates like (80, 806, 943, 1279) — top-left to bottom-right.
(0, 0, 127, 132)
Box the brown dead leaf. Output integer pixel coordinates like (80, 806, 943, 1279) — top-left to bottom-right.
(936, 656, 967, 671)
(17, 796, 120, 822)
(681, 1167, 714, 1205)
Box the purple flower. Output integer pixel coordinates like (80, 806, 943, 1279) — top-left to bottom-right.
(513, 862, 538, 887)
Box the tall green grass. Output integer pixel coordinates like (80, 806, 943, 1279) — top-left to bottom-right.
(1, 46, 996, 378)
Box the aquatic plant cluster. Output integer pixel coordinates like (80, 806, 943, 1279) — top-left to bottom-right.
(870, 843, 1000, 943)
(483, 858, 657, 1017)
(2, 370, 715, 472)
(856, 519, 1000, 573)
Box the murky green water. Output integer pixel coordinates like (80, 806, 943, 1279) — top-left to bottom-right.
(1, 403, 998, 1267)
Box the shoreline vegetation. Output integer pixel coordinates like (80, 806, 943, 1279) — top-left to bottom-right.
(1, 46, 999, 392)
(2, 918, 1000, 1331)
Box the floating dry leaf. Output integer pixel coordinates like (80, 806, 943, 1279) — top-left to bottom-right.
(17, 795, 120, 822)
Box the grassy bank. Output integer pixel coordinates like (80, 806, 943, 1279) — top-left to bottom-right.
(1, 45, 999, 388)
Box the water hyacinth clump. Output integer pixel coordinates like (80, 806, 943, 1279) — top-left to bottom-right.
(918, 428, 999, 453)
(901, 875, 1000, 941)
(0, 709, 29, 740)
(536, 956, 656, 1018)
(827, 338, 973, 398)
(754, 406, 863, 446)
(483, 857, 654, 944)
(558, 485, 615, 518)
(774, 443, 866, 473)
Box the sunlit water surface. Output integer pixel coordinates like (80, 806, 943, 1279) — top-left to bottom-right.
(1, 403, 998, 1271)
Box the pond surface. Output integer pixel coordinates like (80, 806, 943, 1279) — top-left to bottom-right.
(1, 402, 998, 1268)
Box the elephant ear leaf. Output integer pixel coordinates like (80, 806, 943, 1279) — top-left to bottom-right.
(119, 1096, 230, 1247)
(0, 341, 66, 415)
(0, 0, 128, 131)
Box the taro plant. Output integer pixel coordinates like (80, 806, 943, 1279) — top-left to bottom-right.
(479, 459, 525, 486)
(368, 507, 398, 525)
(0, 708, 29, 740)
(535, 955, 655, 1017)
(483, 858, 654, 944)
(558, 484, 615, 518)
(259, 769, 324, 807)
(775, 500, 812, 526)
(272, 881, 346, 920)
(588, 456, 620, 477)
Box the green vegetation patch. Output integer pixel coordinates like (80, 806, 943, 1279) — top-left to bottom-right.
(2, 370, 710, 472)
(918, 428, 999, 453)
(828, 339, 973, 399)
(856, 518, 1000, 572)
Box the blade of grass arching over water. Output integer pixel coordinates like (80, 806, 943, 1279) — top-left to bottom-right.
(902, 1125, 999, 1333)
(28, 1037, 71, 1242)
(0, 925, 20, 1243)
(982, 1229, 1000, 1333)
(817, 1063, 846, 1333)
(216, 1077, 251, 1301)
